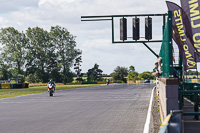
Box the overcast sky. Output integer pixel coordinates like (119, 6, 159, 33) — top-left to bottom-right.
(0, 0, 183, 74)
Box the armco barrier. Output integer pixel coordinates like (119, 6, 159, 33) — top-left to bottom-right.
(97, 81, 114, 84)
(1, 83, 11, 89)
(11, 83, 29, 89)
(97, 81, 106, 84)
(16, 84, 22, 88)
(66, 83, 82, 85)
(159, 110, 183, 133)
(29, 83, 64, 87)
(82, 82, 97, 84)
(29, 83, 48, 87)
(70, 81, 123, 84)
(10, 84, 16, 89)
(113, 81, 122, 83)
(2, 83, 30, 89)
(24, 83, 29, 88)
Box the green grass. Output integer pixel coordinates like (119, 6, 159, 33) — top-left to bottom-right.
(0, 84, 100, 99)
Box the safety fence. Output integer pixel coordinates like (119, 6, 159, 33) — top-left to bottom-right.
(159, 11, 173, 78)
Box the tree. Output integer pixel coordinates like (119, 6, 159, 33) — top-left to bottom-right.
(0, 59, 12, 80)
(87, 63, 103, 82)
(74, 56, 83, 82)
(127, 65, 138, 82)
(25, 73, 42, 83)
(129, 65, 135, 72)
(110, 66, 128, 83)
(186, 70, 198, 75)
(50, 26, 81, 83)
(138, 71, 154, 80)
(127, 72, 139, 82)
(0, 26, 81, 83)
(0, 27, 27, 75)
(25, 27, 51, 82)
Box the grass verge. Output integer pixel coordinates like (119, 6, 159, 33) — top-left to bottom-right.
(0, 84, 101, 99)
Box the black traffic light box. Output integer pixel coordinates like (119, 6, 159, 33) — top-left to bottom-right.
(120, 18, 127, 40)
(133, 18, 140, 40)
(145, 17, 152, 40)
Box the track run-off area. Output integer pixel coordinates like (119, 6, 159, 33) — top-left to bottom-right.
(0, 84, 154, 133)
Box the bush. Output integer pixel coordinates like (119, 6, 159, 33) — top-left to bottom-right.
(25, 73, 42, 83)
(192, 76, 197, 79)
(138, 71, 154, 80)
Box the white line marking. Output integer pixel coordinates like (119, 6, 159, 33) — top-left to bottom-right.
(143, 87, 155, 133)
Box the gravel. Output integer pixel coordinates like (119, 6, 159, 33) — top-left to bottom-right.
(149, 88, 161, 133)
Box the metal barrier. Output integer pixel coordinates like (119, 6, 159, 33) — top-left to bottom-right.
(159, 110, 183, 133)
(179, 84, 200, 120)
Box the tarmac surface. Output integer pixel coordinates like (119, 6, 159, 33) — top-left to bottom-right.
(0, 84, 154, 133)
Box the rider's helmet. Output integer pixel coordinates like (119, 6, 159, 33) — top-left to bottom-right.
(49, 80, 53, 84)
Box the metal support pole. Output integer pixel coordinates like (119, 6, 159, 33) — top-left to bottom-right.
(194, 92, 199, 120)
(179, 91, 183, 109)
(179, 58, 183, 81)
(167, 11, 173, 77)
(194, 86, 199, 120)
(163, 14, 166, 34)
(142, 42, 159, 58)
(112, 17, 114, 43)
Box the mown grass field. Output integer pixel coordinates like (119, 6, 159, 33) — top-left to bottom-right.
(0, 84, 100, 99)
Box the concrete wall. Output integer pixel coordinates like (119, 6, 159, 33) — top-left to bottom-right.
(158, 78, 179, 122)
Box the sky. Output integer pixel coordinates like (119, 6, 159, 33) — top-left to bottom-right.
(0, 0, 182, 74)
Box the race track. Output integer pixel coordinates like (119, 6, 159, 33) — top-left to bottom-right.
(0, 84, 154, 133)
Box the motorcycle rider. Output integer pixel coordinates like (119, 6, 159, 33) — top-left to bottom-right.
(47, 80, 56, 92)
(106, 79, 110, 85)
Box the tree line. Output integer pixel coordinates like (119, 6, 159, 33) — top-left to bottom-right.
(0, 26, 81, 83)
(111, 65, 155, 83)
(185, 70, 199, 75)
(85, 64, 155, 83)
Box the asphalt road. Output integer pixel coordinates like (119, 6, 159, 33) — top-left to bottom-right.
(0, 84, 154, 133)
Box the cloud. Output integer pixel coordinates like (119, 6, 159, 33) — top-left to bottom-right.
(78, 38, 161, 74)
(0, 0, 39, 13)
(0, 0, 182, 74)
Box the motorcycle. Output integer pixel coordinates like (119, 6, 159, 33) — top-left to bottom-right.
(48, 83, 55, 96)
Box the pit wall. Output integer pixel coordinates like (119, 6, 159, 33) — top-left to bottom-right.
(158, 78, 179, 122)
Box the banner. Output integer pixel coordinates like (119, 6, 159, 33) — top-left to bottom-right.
(173, 29, 196, 70)
(172, 47, 175, 62)
(180, 0, 200, 56)
(166, 1, 197, 69)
